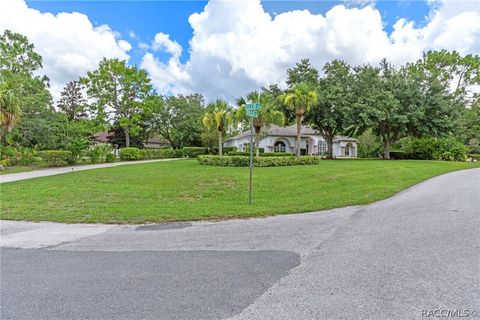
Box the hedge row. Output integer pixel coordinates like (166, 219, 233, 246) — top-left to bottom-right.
(227, 151, 294, 157)
(37, 150, 72, 167)
(119, 147, 239, 161)
(197, 155, 320, 167)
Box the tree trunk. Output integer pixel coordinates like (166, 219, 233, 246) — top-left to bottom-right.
(383, 139, 390, 159)
(125, 128, 130, 148)
(255, 131, 261, 157)
(218, 131, 223, 156)
(327, 136, 334, 159)
(296, 115, 301, 157)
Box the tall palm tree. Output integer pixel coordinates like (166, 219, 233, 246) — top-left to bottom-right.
(280, 83, 319, 157)
(236, 92, 285, 156)
(0, 87, 21, 139)
(202, 99, 233, 156)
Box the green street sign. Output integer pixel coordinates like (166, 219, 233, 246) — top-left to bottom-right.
(246, 102, 260, 111)
(246, 101, 260, 118)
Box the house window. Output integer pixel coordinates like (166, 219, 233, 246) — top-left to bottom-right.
(318, 141, 327, 155)
(274, 141, 286, 153)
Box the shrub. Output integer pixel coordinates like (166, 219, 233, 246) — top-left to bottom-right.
(181, 147, 207, 158)
(389, 150, 409, 160)
(142, 148, 177, 159)
(259, 152, 293, 157)
(198, 155, 320, 167)
(227, 151, 293, 157)
(106, 153, 116, 163)
(120, 147, 143, 161)
(19, 148, 36, 165)
(66, 138, 89, 164)
(1, 146, 20, 165)
(37, 150, 72, 167)
(401, 137, 467, 161)
(174, 149, 183, 158)
(1, 159, 12, 167)
(206, 147, 237, 155)
(468, 154, 480, 161)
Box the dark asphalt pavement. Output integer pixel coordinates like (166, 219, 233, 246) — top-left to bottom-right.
(1, 249, 299, 320)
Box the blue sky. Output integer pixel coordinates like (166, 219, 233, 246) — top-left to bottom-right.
(27, 0, 432, 66)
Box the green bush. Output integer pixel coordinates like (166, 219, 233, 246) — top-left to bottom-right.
(174, 149, 183, 158)
(120, 147, 143, 161)
(227, 151, 293, 157)
(1, 146, 20, 165)
(198, 155, 320, 167)
(142, 148, 178, 159)
(20, 148, 36, 165)
(66, 137, 89, 164)
(401, 137, 467, 161)
(37, 150, 72, 167)
(389, 150, 409, 160)
(106, 153, 116, 163)
(1, 159, 12, 167)
(182, 147, 207, 158)
(206, 147, 237, 155)
(259, 152, 293, 157)
(468, 153, 480, 161)
(241, 147, 264, 153)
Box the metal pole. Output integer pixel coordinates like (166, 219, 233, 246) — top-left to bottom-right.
(249, 117, 253, 205)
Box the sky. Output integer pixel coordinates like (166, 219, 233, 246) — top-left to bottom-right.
(0, 0, 479, 102)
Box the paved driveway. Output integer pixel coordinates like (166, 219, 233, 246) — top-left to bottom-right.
(1, 168, 479, 320)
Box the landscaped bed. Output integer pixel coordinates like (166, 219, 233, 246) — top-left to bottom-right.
(1, 159, 478, 224)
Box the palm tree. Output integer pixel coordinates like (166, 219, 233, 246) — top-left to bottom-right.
(280, 83, 319, 157)
(236, 92, 285, 156)
(202, 99, 233, 156)
(0, 87, 21, 139)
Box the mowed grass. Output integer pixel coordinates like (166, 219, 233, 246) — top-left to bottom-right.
(1, 159, 478, 223)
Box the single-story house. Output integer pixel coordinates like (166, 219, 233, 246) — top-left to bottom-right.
(224, 124, 358, 158)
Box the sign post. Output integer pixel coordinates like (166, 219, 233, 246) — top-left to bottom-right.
(245, 101, 260, 204)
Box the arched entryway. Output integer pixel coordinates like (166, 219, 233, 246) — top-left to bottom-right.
(274, 140, 287, 153)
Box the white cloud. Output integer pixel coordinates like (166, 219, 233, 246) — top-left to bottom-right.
(0, 0, 131, 102)
(151, 33, 182, 58)
(2, 0, 479, 104)
(141, 0, 480, 102)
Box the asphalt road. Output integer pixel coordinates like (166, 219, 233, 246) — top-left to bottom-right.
(1, 168, 479, 320)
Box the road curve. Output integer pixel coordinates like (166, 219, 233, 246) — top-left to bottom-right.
(1, 168, 479, 320)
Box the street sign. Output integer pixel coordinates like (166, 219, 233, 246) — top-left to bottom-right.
(246, 101, 260, 118)
(246, 102, 260, 111)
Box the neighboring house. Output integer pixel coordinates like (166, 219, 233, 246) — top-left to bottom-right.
(224, 124, 358, 158)
(93, 132, 169, 149)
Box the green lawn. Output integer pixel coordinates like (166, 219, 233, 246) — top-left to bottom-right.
(1, 159, 478, 223)
(0, 164, 47, 175)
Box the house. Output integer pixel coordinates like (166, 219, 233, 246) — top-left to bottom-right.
(93, 132, 169, 149)
(224, 124, 358, 158)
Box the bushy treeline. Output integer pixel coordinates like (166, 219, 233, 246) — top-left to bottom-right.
(1, 29, 479, 168)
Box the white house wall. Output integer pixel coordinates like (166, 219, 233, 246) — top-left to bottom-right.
(224, 134, 357, 158)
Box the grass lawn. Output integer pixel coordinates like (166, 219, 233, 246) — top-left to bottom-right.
(0, 164, 48, 175)
(1, 159, 478, 224)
